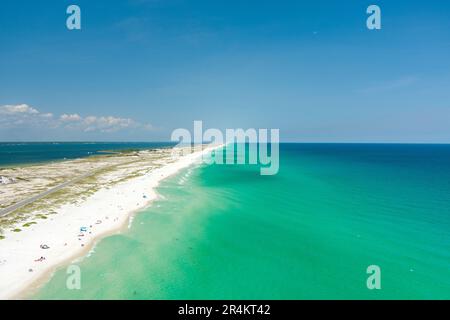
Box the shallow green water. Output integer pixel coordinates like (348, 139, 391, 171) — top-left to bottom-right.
(35, 144, 450, 299)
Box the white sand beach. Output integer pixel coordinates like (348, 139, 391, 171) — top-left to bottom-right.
(0, 144, 221, 299)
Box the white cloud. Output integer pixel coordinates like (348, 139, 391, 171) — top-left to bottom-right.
(0, 104, 154, 134)
(40, 113, 54, 118)
(60, 113, 82, 122)
(0, 104, 39, 115)
(82, 116, 136, 132)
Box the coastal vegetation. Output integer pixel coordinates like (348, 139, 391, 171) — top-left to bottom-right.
(0, 148, 180, 237)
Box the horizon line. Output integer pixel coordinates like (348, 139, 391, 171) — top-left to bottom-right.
(1, 141, 450, 145)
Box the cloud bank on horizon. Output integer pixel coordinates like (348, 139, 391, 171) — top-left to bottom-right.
(0, 104, 154, 139)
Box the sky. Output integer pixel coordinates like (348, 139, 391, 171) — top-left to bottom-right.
(1, 0, 450, 142)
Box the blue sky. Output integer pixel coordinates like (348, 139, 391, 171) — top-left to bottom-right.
(1, 0, 450, 142)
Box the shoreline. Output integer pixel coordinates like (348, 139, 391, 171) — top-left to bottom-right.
(0, 144, 221, 299)
(19, 201, 146, 300)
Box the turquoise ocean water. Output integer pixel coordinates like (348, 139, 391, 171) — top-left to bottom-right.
(27, 143, 450, 299)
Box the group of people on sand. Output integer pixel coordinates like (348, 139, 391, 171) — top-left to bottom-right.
(34, 256, 45, 262)
(32, 215, 113, 264)
(34, 244, 50, 262)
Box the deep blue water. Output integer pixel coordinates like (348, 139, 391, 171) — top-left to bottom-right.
(0, 142, 175, 167)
